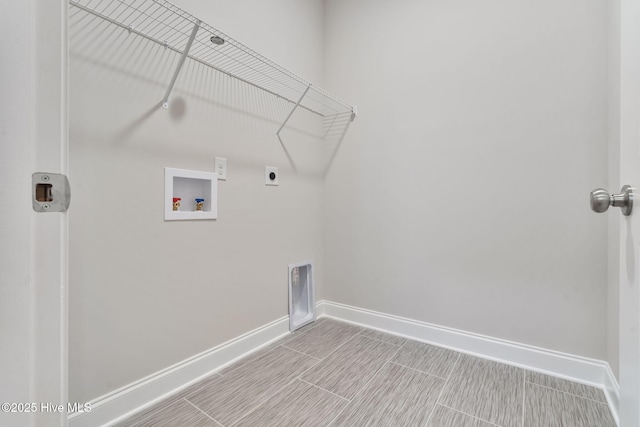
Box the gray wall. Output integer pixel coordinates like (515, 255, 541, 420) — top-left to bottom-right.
(323, 0, 610, 360)
(70, 0, 615, 404)
(69, 0, 326, 402)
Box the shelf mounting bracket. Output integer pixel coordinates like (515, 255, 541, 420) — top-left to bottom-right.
(276, 84, 312, 145)
(161, 21, 200, 109)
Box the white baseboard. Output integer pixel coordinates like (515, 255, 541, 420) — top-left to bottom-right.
(68, 316, 290, 427)
(69, 300, 620, 426)
(317, 300, 620, 425)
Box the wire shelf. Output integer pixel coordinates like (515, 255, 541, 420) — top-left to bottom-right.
(68, 0, 356, 128)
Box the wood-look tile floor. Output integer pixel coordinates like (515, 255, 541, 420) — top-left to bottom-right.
(115, 318, 616, 427)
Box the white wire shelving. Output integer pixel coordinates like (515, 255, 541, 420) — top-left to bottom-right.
(68, 0, 356, 142)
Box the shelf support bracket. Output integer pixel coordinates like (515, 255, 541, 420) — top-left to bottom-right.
(276, 84, 312, 145)
(161, 21, 200, 109)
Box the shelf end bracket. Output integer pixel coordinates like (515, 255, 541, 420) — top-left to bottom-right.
(161, 21, 200, 109)
(276, 84, 312, 144)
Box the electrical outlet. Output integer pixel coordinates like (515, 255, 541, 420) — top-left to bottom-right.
(265, 166, 278, 186)
(215, 157, 227, 180)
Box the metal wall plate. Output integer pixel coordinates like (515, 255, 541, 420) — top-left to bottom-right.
(32, 173, 71, 212)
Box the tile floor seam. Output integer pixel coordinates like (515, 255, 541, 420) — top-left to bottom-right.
(229, 362, 324, 427)
(280, 345, 323, 361)
(356, 331, 405, 346)
(121, 372, 224, 426)
(219, 321, 324, 377)
(341, 341, 404, 402)
(283, 329, 361, 361)
(524, 381, 610, 405)
(321, 329, 364, 358)
(280, 343, 315, 359)
(183, 398, 225, 426)
(387, 360, 448, 381)
(292, 350, 327, 382)
(325, 344, 405, 427)
(424, 352, 461, 426)
(225, 351, 326, 427)
(225, 377, 303, 427)
(521, 368, 526, 427)
(357, 333, 403, 347)
(436, 403, 504, 427)
(297, 378, 352, 403)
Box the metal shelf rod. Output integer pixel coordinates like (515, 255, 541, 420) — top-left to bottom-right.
(277, 84, 311, 145)
(162, 21, 199, 109)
